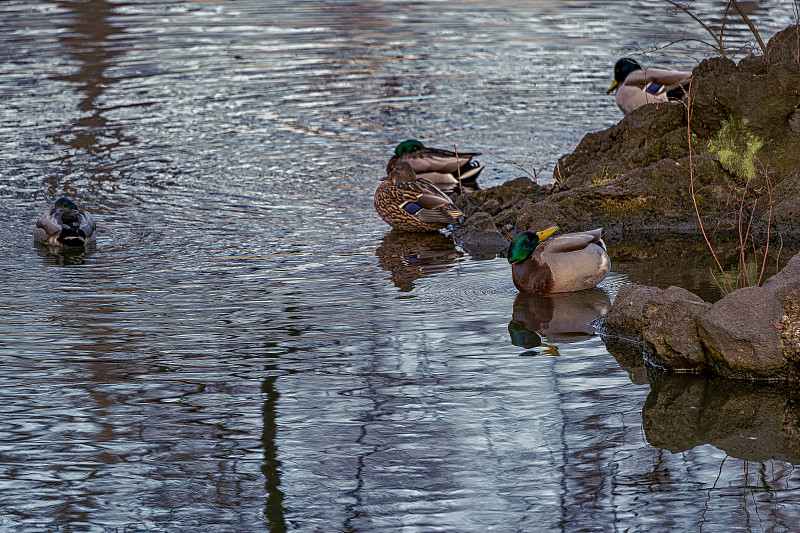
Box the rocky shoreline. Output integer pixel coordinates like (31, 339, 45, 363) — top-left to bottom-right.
(452, 25, 800, 381)
(453, 25, 800, 252)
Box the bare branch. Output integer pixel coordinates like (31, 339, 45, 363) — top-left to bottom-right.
(664, 0, 727, 57)
(730, 0, 767, 56)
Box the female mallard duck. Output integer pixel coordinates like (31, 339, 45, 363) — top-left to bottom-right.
(606, 57, 692, 115)
(507, 227, 610, 293)
(33, 197, 96, 247)
(387, 139, 484, 189)
(374, 161, 464, 232)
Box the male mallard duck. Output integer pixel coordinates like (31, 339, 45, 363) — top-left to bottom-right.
(606, 57, 692, 115)
(33, 197, 96, 247)
(387, 139, 484, 190)
(507, 227, 610, 293)
(374, 161, 463, 232)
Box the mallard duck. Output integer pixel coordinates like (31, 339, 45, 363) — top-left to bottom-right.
(606, 57, 692, 115)
(507, 227, 610, 293)
(33, 197, 96, 247)
(387, 139, 484, 190)
(374, 161, 464, 232)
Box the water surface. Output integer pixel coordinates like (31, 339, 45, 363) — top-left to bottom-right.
(2, 1, 800, 531)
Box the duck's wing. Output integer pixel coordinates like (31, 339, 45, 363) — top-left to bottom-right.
(542, 229, 603, 254)
(403, 147, 480, 174)
(33, 208, 63, 242)
(538, 230, 610, 292)
(397, 179, 463, 223)
(616, 68, 691, 114)
(78, 210, 97, 240)
(626, 67, 690, 89)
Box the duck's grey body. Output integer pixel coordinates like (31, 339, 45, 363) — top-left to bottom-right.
(387, 139, 484, 189)
(510, 228, 610, 294)
(607, 58, 692, 115)
(34, 197, 96, 247)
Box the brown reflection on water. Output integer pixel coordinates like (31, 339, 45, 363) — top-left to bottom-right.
(644, 371, 800, 464)
(46, 0, 138, 202)
(375, 230, 463, 293)
(509, 288, 611, 344)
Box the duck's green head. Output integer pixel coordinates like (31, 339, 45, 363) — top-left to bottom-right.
(395, 139, 425, 157)
(606, 57, 642, 93)
(507, 227, 558, 264)
(55, 197, 78, 210)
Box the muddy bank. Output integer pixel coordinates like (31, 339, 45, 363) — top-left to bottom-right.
(454, 25, 800, 246)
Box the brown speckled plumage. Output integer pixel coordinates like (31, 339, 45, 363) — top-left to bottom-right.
(374, 161, 463, 232)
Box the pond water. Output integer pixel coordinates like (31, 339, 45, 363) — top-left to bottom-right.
(2, 0, 800, 531)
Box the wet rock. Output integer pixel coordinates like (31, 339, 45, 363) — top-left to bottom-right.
(600, 284, 709, 370)
(452, 211, 509, 258)
(596, 250, 800, 380)
(453, 176, 548, 221)
(696, 287, 785, 380)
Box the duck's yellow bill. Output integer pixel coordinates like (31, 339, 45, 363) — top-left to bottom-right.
(606, 80, 619, 94)
(536, 226, 558, 241)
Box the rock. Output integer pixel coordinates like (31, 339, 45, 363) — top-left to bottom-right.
(601, 284, 709, 370)
(641, 290, 710, 371)
(766, 25, 800, 63)
(452, 211, 509, 257)
(763, 249, 800, 305)
(696, 286, 785, 380)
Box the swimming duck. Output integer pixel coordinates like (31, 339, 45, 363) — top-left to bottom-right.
(374, 161, 464, 232)
(33, 197, 96, 247)
(387, 139, 484, 190)
(507, 227, 610, 293)
(606, 57, 692, 115)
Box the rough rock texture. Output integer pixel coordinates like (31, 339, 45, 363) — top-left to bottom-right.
(600, 285, 710, 370)
(763, 249, 800, 304)
(455, 25, 800, 239)
(696, 287, 786, 380)
(598, 249, 800, 381)
(452, 211, 509, 258)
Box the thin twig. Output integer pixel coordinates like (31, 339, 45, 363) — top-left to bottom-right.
(757, 161, 772, 286)
(730, 0, 767, 56)
(684, 81, 734, 293)
(665, 0, 727, 57)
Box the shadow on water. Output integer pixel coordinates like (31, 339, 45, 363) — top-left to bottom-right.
(643, 370, 800, 464)
(261, 372, 287, 533)
(375, 229, 464, 293)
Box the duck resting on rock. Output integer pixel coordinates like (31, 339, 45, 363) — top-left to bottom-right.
(387, 139, 484, 190)
(33, 197, 96, 247)
(374, 161, 463, 233)
(507, 227, 610, 293)
(606, 57, 692, 115)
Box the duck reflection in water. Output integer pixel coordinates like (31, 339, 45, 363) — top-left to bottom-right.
(508, 288, 611, 355)
(35, 241, 96, 266)
(375, 230, 463, 292)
